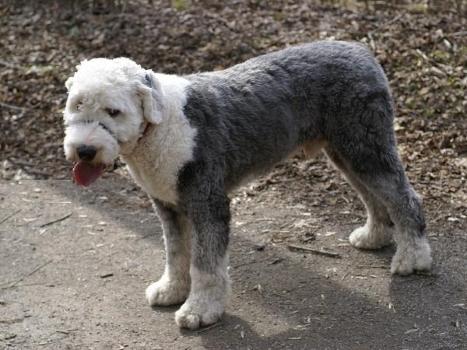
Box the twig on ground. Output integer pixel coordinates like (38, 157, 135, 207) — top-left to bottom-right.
(447, 30, 467, 37)
(6, 157, 51, 177)
(0, 102, 27, 111)
(356, 265, 388, 269)
(39, 213, 72, 228)
(369, 13, 403, 35)
(6, 157, 36, 167)
(0, 209, 22, 225)
(232, 258, 271, 269)
(287, 244, 341, 258)
(0, 60, 23, 69)
(23, 169, 52, 177)
(196, 322, 223, 333)
(1, 260, 52, 290)
(56, 329, 78, 335)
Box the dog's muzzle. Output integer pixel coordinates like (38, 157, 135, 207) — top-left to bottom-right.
(65, 120, 120, 144)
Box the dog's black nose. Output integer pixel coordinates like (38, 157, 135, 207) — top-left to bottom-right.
(76, 145, 97, 161)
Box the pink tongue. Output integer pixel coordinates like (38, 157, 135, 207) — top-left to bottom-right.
(72, 161, 105, 187)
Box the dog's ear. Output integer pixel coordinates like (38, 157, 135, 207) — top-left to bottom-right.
(65, 77, 74, 91)
(65, 60, 86, 91)
(138, 71, 164, 124)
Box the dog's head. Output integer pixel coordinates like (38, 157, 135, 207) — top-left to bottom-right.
(63, 57, 164, 186)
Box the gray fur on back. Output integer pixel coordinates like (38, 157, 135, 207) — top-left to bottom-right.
(179, 41, 396, 192)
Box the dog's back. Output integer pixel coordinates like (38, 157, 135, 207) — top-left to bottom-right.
(183, 41, 393, 188)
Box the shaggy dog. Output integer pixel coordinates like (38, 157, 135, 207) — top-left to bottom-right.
(63, 41, 432, 329)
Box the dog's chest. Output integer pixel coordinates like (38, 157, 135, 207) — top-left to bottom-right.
(125, 156, 179, 204)
(123, 123, 196, 205)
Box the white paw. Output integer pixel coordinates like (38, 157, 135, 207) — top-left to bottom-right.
(145, 276, 190, 306)
(349, 223, 392, 249)
(391, 237, 432, 275)
(175, 292, 225, 330)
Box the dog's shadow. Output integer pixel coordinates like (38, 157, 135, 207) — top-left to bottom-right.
(151, 304, 180, 314)
(180, 314, 263, 345)
(357, 243, 395, 262)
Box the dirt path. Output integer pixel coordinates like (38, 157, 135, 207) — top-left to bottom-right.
(1, 175, 466, 349)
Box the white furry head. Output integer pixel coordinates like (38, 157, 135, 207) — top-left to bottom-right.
(63, 57, 164, 166)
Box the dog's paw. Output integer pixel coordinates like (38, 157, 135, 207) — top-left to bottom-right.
(145, 277, 190, 306)
(175, 294, 224, 330)
(349, 223, 392, 249)
(391, 237, 432, 275)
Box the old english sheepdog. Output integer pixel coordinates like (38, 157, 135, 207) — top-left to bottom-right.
(63, 41, 432, 329)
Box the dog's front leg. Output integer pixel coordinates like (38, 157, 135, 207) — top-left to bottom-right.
(175, 190, 231, 330)
(146, 199, 191, 306)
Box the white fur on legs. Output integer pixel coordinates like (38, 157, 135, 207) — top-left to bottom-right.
(146, 212, 191, 306)
(146, 272, 190, 306)
(175, 257, 230, 330)
(145, 250, 191, 306)
(349, 218, 393, 249)
(391, 235, 432, 275)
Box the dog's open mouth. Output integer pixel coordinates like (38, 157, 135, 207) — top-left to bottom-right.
(72, 161, 106, 187)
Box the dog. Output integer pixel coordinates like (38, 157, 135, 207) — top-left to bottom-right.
(63, 41, 432, 329)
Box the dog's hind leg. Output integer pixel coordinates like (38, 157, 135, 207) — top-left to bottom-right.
(355, 167, 431, 275)
(145, 199, 191, 306)
(325, 147, 394, 249)
(325, 96, 432, 275)
(174, 173, 231, 329)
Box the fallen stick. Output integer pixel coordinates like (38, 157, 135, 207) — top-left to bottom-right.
(1, 260, 52, 289)
(0, 60, 23, 69)
(0, 209, 22, 225)
(287, 244, 341, 258)
(6, 157, 36, 167)
(447, 30, 467, 37)
(0, 102, 27, 111)
(39, 213, 72, 228)
(231, 258, 271, 269)
(356, 264, 388, 269)
(6, 157, 50, 176)
(196, 322, 223, 334)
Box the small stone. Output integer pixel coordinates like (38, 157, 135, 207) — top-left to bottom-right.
(253, 243, 265, 251)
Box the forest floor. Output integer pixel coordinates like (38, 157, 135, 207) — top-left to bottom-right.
(1, 1, 466, 349)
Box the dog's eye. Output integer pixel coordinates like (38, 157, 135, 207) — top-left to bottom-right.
(105, 108, 120, 117)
